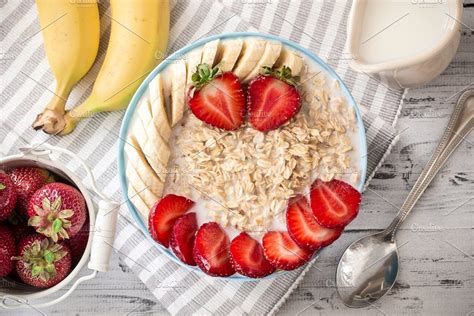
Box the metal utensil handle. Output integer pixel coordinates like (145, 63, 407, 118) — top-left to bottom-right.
(384, 90, 474, 239)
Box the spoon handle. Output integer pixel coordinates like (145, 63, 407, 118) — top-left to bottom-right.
(384, 90, 474, 240)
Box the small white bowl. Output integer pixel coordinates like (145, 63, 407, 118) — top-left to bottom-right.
(0, 144, 118, 310)
(346, 0, 463, 88)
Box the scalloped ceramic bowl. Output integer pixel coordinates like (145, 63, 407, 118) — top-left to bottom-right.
(118, 32, 367, 280)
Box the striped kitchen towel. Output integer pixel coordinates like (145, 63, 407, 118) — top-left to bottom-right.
(1, 0, 404, 315)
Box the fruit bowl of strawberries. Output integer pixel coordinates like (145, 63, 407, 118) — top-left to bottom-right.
(0, 144, 118, 309)
(118, 32, 367, 280)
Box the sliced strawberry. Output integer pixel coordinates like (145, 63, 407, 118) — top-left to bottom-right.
(193, 222, 235, 277)
(248, 66, 301, 132)
(287, 195, 342, 250)
(148, 194, 194, 247)
(262, 231, 313, 270)
(188, 64, 245, 130)
(310, 179, 361, 228)
(230, 232, 275, 278)
(170, 213, 197, 266)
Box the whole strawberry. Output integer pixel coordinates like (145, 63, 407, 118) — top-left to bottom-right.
(28, 183, 86, 242)
(7, 167, 53, 217)
(0, 225, 16, 277)
(14, 234, 71, 288)
(68, 216, 89, 265)
(0, 172, 17, 221)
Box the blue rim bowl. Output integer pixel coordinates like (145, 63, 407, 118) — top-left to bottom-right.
(118, 32, 367, 281)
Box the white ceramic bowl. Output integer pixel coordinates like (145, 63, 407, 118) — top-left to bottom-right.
(347, 0, 463, 88)
(0, 144, 118, 310)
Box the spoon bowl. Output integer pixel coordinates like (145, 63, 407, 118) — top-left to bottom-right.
(336, 232, 398, 307)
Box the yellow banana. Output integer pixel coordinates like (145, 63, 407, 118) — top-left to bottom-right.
(60, 0, 170, 135)
(32, 0, 100, 134)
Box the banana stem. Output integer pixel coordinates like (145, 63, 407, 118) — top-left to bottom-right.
(32, 83, 73, 135)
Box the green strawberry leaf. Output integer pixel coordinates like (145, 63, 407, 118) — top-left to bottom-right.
(42, 197, 51, 212)
(52, 197, 62, 212)
(52, 219, 63, 233)
(28, 216, 42, 227)
(44, 250, 54, 264)
(0, 183, 5, 190)
(31, 266, 42, 277)
(58, 209, 74, 219)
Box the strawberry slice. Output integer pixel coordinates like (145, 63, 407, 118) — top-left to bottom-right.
(148, 194, 194, 247)
(287, 195, 342, 251)
(230, 232, 275, 278)
(248, 66, 301, 132)
(262, 231, 313, 270)
(188, 64, 245, 130)
(310, 179, 361, 228)
(170, 213, 198, 266)
(193, 222, 235, 277)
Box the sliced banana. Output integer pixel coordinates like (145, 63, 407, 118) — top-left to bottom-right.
(215, 38, 243, 72)
(185, 46, 203, 84)
(242, 41, 282, 83)
(132, 113, 170, 182)
(161, 67, 173, 124)
(127, 162, 160, 209)
(127, 183, 150, 219)
(168, 59, 187, 126)
(274, 48, 304, 76)
(200, 39, 220, 68)
(232, 38, 266, 79)
(147, 75, 172, 139)
(124, 135, 164, 198)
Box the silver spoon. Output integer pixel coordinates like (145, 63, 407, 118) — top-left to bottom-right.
(336, 89, 474, 308)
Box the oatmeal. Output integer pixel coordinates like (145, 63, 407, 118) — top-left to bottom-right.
(165, 70, 359, 234)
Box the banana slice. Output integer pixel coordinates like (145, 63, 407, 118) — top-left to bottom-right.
(127, 183, 150, 219)
(186, 47, 203, 84)
(168, 59, 187, 126)
(147, 75, 172, 139)
(127, 162, 160, 209)
(124, 135, 164, 198)
(232, 38, 266, 79)
(200, 39, 220, 67)
(161, 67, 173, 124)
(132, 112, 170, 182)
(242, 41, 282, 83)
(274, 48, 304, 76)
(215, 38, 243, 72)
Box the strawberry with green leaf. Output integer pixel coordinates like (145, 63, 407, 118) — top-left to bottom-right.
(14, 234, 71, 288)
(27, 183, 86, 241)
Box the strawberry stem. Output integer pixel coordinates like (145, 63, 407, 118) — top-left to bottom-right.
(28, 197, 73, 241)
(261, 66, 300, 87)
(12, 239, 67, 281)
(191, 63, 222, 90)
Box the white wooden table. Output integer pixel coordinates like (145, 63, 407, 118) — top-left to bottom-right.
(7, 5, 474, 316)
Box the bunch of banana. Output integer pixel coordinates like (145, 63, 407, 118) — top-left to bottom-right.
(32, 0, 100, 134)
(33, 0, 170, 135)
